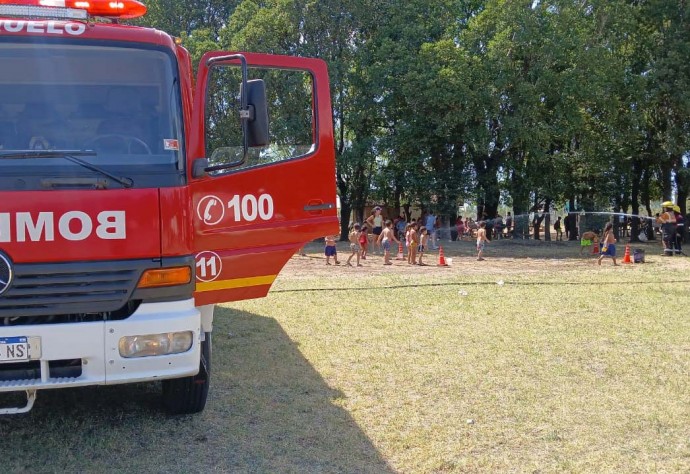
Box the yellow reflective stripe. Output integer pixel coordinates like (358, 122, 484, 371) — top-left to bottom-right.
(196, 275, 277, 292)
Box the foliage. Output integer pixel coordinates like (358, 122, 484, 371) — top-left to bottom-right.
(139, 0, 690, 232)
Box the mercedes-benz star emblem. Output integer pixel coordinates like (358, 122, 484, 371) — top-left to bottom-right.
(0, 252, 14, 296)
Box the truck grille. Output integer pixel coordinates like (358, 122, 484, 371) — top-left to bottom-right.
(0, 260, 151, 319)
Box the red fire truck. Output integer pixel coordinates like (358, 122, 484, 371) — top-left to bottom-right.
(0, 0, 338, 414)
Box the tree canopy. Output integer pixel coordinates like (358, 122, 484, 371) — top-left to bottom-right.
(140, 0, 690, 240)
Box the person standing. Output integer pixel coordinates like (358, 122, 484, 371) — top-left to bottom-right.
(404, 223, 411, 258)
(417, 226, 429, 266)
(476, 222, 489, 261)
(408, 223, 419, 265)
(346, 223, 362, 267)
(505, 212, 513, 238)
(366, 207, 385, 254)
(456, 216, 465, 241)
(564, 213, 570, 240)
(425, 211, 437, 249)
(324, 235, 340, 265)
(396, 215, 407, 241)
(378, 219, 400, 265)
(597, 222, 619, 266)
(359, 225, 369, 260)
(493, 214, 504, 239)
(656, 203, 676, 256)
(554, 216, 563, 241)
(673, 205, 684, 255)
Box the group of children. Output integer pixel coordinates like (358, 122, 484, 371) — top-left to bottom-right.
(344, 220, 432, 266)
(323, 220, 434, 266)
(324, 219, 491, 266)
(579, 223, 619, 265)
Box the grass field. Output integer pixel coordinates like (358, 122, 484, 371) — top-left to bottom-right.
(2, 239, 690, 473)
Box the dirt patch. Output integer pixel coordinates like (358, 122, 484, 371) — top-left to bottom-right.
(281, 238, 689, 279)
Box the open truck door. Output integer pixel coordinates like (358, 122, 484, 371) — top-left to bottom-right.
(189, 53, 338, 306)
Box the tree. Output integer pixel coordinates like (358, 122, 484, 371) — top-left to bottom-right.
(140, 0, 239, 38)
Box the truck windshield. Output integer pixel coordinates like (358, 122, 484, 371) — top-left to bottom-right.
(0, 41, 183, 189)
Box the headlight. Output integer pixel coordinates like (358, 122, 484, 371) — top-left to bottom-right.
(118, 331, 193, 358)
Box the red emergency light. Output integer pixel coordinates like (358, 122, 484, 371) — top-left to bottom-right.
(0, 0, 147, 19)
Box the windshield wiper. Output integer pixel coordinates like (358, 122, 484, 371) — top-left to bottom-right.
(0, 150, 133, 188)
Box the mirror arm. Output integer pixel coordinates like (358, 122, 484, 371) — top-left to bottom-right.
(192, 158, 208, 178)
(206, 54, 250, 164)
(241, 105, 256, 121)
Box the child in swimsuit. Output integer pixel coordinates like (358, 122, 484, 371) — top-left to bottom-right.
(476, 222, 489, 261)
(359, 225, 369, 260)
(347, 223, 362, 266)
(597, 222, 618, 266)
(580, 230, 599, 255)
(378, 219, 400, 265)
(324, 235, 340, 265)
(418, 226, 429, 265)
(408, 223, 419, 265)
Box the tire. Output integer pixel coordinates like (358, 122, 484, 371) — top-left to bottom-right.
(162, 332, 211, 414)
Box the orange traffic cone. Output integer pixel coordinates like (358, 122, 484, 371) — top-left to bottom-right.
(396, 242, 404, 260)
(592, 241, 599, 254)
(438, 246, 448, 266)
(622, 244, 632, 264)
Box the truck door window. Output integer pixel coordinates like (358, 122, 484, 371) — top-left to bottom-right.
(205, 67, 315, 172)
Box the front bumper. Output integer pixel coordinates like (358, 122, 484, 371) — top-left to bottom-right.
(0, 299, 201, 392)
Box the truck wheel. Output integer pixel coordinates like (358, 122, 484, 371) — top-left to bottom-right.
(162, 332, 211, 414)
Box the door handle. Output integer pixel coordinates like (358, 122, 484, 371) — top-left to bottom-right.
(304, 202, 335, 211)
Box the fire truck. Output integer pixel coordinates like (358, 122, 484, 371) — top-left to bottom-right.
(0, 0, 338, 414)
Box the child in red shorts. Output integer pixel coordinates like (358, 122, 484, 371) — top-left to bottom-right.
(359, 225, 369, 260)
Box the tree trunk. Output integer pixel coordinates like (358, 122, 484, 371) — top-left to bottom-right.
(543, 198, 552, 242)
(629, 159, 641, 243)
(661, 162, 673, 201)
(612, 196, 621, 241)
(393, 185, 402, 219)
(675, 157, 689, 244)
(508, 160, 530, 239)
(338, 199, 351, 241)
(577, 195, 604, 238)
(567, 196, 578, 240)
(532, 195, 542, 240)
(473, 152, 501, 241)
(641, 166, 655, 240)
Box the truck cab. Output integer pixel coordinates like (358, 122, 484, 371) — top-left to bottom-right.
(0, 0, 338, 414)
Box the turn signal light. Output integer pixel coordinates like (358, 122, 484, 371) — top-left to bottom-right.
(137, 267, 191, 289)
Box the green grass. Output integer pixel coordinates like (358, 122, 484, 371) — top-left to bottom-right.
(257, 266, 690, 472)
(1, 248, 689, 473)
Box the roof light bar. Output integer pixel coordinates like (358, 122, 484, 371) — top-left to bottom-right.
(0, 0, 147, 19)
(0, 3, 87, 19)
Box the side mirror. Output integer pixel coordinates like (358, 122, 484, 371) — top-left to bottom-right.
(201, 54, 271, 175)
(244, 79, 269, 147)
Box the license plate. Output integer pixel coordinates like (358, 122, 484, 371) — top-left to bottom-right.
(0, 337, 30, 362)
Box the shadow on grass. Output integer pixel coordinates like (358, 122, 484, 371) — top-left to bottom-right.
(0, 307, 393, 473)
